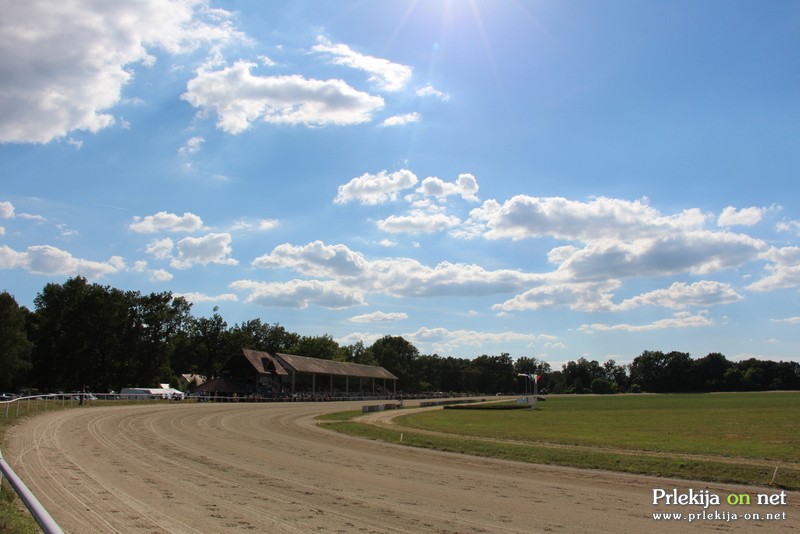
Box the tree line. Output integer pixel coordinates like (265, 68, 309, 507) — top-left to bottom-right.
(1, 277, 798, 394)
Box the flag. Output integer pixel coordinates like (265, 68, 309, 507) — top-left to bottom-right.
(533, 374, 541, 382)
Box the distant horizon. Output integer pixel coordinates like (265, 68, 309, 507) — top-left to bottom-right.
(2, 1, 799, 368)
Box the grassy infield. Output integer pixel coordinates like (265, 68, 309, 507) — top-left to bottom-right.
(1, 393, 797, 531)
(321, 392, 800, 491)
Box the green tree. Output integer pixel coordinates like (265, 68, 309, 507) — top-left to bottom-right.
(472, 353, 515, 393)
(291, 334, 345, 361)
(689, 353, 731, 391)
(0, 292, 32, 391)
(228, 319, 300, 355)
(369, 335, 419, 390)
(188, 308, 229, 380)
(562, 357, 604, 393)
(343, 340, 377, 366)
(629, 350, 692, 392)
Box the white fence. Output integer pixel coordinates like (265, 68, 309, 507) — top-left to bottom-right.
(0, 449, 63, 533)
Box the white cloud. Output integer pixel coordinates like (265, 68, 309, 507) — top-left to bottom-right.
(579, 311, 713, 333)
(416, 85, 449, 101)
(0, 0, 246, 143)
(616, 280, 742, 310)
(416, 173, 479, 202)
(0, 244, 124, 278)
(230, 279, 365, 309)
(149, 269, 173, 282)
(311, 37, 412, 92)
(229, 218, 280, 232)
(377, 210, 461, 234)
(553, 231, 765, 280)
(0, 201, 14, 218)
(253, 241, 367, 277)
(771, 316, 800, 324)
(776, 220, 800, 235)
(381, 113, 420, 127)
(349, 311, 408, 323)
(171, 232, 238, 269)
(467, 195, 708, 242)
(146, 238, 174, 259)
(252, 240, 537, 300)
(334, 169, 418, 205)
(179, 136, 205, 156)
(747, 246, 800, 292)
(404, 327, 549, 355)
(130, 211, 204, 233)
(182, 60, 384, 133)
(493, 279, 622, 313)
(717, 206, 766, 227)
(176, 291, 238, 303)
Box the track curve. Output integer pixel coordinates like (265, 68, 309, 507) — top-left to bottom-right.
(5, 401, 797, 533)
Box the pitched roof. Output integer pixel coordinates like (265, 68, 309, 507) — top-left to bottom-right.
(274, 352, 397, 380)
(241, 348, 288, 376)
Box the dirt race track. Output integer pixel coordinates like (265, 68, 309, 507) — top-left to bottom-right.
(5, 400, 798, 533)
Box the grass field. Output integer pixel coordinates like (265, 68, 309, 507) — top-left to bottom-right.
(321, 392, 800, 490)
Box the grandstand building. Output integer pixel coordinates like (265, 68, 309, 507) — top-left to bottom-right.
(195, 348, 398, 399)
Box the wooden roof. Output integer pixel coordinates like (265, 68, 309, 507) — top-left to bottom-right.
(274, 352, 397, 380)
(241, 348, 288, 376)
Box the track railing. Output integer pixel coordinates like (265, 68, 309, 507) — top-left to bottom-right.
(0, 449, 64, 534)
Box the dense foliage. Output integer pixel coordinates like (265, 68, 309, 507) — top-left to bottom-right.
(1, 277, 798, 394)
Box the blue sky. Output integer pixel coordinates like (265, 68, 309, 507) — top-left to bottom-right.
(2, 0, 799, 367)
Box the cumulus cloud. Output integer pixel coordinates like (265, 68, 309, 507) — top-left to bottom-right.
(717, 206, 767, 227)
(130, 211, 204, 233)
(776, 220, 800, 235)
(170, 232, 237, 269)
(334, 169, 418, 205)
(230, 279, 365, 309)
(405, 327, 551, 355)
(0, 201, 14, 218)
(493, 279, 623, 313)
(145, 238, 174, 259)
(182, 60, 384, 133)
(0, 0, 246, 143)
(0, 244, 123, 278)
(252, 240, 537, 300)
(554, 231, 765, 280)
(179, 136, 205, 156)
(339, 327, 552, 357)
(349, 311, 408, 323)
(416, 85, 449, 101)
(579, 311, 713, 333)
(311, 37, 412, 92)
(771, 316, 800, 324)
(229, 218, 280, 232)
(416, 173, 479, 202)
(467, 195, 707, 242)
(377, 210, 461, 234)
(149, 269, 173, 282)
(615, 280, 742, 310)
(381, 113, 420, 127)
(747, 246, 800, 292)
(175, 291, 238, 303)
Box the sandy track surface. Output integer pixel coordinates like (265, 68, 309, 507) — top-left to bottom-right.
(5, 401, 797, 533)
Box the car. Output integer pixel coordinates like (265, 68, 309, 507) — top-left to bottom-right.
(0, 393, 17, 401)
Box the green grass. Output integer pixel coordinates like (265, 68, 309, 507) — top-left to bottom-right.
(321, 392, 800, 490)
